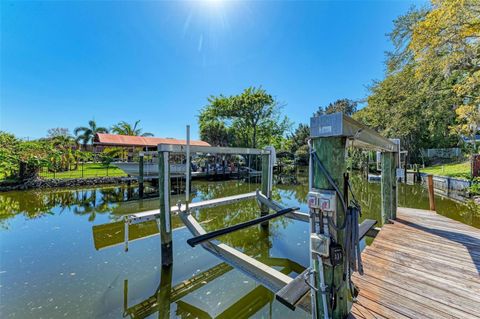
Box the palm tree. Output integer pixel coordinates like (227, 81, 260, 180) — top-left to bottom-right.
(111, 120, 153, 136)
(74, 120, 109, 148)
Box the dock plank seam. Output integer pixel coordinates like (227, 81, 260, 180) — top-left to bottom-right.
(352, 207, 480, 319)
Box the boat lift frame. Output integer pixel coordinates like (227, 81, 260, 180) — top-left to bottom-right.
(119, 113, 396, 317)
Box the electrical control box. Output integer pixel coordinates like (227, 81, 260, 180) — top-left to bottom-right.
(310, 233, 330, 257)
(307, 189, 337, 214)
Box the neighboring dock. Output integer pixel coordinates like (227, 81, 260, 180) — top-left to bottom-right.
(351, 207, 480, 319)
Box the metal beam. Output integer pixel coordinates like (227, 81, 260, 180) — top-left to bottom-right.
(126, 192, 257, 225)
(256, 191, 309, 222)
(186, 207, 298, 247)
(157, 144, 270, 155)
(310, 112, 397, 152)
(179, 211, 293, 292)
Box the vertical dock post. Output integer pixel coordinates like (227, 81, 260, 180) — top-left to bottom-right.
(159, 150, 173, 266)
(260, 152, 271, 228)
(139, 153, 144, 199)
(312, 136, 350, 318)
(186, 125, 190, 208)
(381, 152, 397, 222)
(427, 174, 436, 211)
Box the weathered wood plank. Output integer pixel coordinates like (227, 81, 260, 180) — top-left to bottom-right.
(352, 207, 480, 319)
(363, 248, 480, 285)
(355, 295, 410, 319)
(353, 273, 474, 319)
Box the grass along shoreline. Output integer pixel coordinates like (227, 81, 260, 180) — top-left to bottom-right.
(420, 161, 471, 180)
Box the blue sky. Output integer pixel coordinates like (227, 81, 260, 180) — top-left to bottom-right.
(1, 0, 425, 140)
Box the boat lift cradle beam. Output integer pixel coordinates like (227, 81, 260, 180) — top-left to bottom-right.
(179, 210, 295, 293)
(125, 192, 258, 225)
(118, 188, 377, 311)
(186, 206, 299, 247)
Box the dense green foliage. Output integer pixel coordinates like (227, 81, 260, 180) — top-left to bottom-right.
(314, 99, 358, 117)
(288, 123, 310, 164)
(198, 87, 291, 149)
(355, 1, 480, 160)
(111, 120, 153, 137)
(1, 118, 154, 180)
(0, 131, 77, 179)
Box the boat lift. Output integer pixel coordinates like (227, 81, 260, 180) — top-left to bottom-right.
(107, 113, 398, 319)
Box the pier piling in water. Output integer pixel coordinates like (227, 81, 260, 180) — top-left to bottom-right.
(381, 151, 397, 222)
(260, 153, 272, 229)
(159, 150, 173, 266)
(427, 174, 436, 211)
(139, 153, 144, 199)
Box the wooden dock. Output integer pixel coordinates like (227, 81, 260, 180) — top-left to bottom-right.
(351, 207, 480, 319)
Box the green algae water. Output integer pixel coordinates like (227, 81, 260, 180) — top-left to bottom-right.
(0, 172, 478, 318)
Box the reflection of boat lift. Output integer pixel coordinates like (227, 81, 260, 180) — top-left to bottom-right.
(123, 258, 305, 319)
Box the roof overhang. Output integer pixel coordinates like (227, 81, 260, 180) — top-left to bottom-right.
(93, 133, 210, 148)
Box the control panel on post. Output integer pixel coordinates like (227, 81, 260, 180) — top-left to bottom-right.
(307, 189, 337, 216)
(308, 189, 337, 258)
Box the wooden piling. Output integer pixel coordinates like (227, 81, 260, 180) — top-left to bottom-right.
(260, 153, 271, 228)
(159, 151, 173, 266)
(139, 154, 144, 199)
(312, 136, 350, 319)
(427, 174, 436, 211)
(381, 152, 396, 222)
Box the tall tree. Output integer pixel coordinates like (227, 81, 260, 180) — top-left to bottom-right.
(74, 120, 109, 147)
(111, 120, 153, 137)
(288, 123, 310, 164)
(289, 123, 310, 154)
(314, 98, 358, 116)
(198, 110, 233, 147)
(409, 0, 480, 141)
(198, 87, 291, 148)
(355, 4, 462, 160)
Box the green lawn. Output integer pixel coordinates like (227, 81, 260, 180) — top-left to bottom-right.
(39, 163, 127, 179)
(420, 161, 471, 179)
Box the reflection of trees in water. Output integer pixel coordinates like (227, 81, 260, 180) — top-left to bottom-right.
(0, 186, 135, 228)
(192, 180, 291, 257)
(2, 172, 478, 230)
(193, 180, 258, 201)
(193, 201, 274, 257)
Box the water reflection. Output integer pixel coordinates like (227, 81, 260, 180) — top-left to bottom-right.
(123, 255, 306, 319)
(0, 172, 479, 318)
(0, 186, 135, 227)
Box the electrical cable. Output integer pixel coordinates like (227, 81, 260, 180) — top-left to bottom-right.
(310, 148, 364, 298)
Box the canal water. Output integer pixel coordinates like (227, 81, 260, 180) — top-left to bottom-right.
(0, 172, 478, 318)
